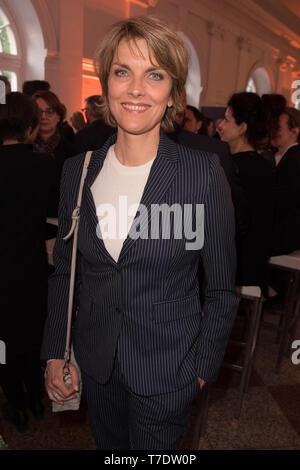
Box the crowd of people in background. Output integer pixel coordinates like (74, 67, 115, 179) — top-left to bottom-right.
(0, 70, 300, 434)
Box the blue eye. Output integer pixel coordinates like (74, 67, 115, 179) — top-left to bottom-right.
(115, 69, 127, 77)
(150, 72, 163, 81)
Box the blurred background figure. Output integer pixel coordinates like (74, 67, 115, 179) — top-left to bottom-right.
(0, 75, 11, 95)
(168, 90, 234, 186)
(262, 105, 300, 305)
(206, 117, 215, 137)
(0, 92, 58, 433)
(184, 105, 208, 135)
(74, 94, 114, 153)
(260, 93, 287, 167)
(219, 91, 274, 295)
(270, 106, 300, 256)
(60, 103, 75, 143)
(32, 90, 76, 240)
(214, 118, 223, 139)
(261, 94, 287, 150)
(70, 110, 86, 133)
(22, 80, 51, 96)
(23, 82, 75, 144)
(32, 90, 76, 179)
(82, 94, 103, 125)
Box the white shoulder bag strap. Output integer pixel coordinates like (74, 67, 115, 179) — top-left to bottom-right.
(62, 150, 93, 364)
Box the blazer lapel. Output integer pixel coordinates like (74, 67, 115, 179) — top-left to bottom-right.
(118, 131, 179, 262)
(81, 133, 119, 265)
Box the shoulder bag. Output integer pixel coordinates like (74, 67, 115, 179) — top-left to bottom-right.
(52, 150, 93, 412)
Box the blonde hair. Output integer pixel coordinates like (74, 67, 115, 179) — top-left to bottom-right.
(94, 16, 189, 132)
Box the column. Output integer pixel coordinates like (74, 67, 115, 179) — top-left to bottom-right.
(58, 0, 84, 115)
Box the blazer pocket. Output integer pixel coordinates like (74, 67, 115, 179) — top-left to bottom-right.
(152, 293, 201, 324)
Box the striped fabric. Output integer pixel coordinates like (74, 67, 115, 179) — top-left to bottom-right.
(82, 362, 200, 450)
(41, 131, 240, 396)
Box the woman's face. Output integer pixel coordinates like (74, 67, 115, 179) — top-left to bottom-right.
(219, 107, 245, 145)
(36, 97, 60, 136)
(107, 38, 173, 137)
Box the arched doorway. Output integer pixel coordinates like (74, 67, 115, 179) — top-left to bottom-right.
(246, 67, 272, 96)
(0, 4, 19, 90)
(0, 0, 46, 89)
(178, 32, 202, 107)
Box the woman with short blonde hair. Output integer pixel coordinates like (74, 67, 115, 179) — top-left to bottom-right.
(42, 16, 239, 450)
(94, 15, 189, 132)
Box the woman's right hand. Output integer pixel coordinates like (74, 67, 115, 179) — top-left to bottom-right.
(45, 359, 79, 404)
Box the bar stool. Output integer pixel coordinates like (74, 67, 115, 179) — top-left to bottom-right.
(222, 286, 263, 419)
(0, 434, 8, 450)
(268, 250, 300, 373)
(191, 285, 263, 445)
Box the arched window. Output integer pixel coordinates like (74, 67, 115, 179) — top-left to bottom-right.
(0, 6, 19, 90)
(246, 67, 272, 96)
(178, 32, 202, 108)
(246, 77, 256, 93)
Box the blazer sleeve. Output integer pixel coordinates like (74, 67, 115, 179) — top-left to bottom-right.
(196, 154, 240, 382)
(40, 156, 84, 360)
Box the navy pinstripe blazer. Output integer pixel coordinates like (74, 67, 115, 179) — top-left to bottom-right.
(41, 131, 240, 395)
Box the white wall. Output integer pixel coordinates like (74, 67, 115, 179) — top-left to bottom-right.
(2, 0, 300, 114)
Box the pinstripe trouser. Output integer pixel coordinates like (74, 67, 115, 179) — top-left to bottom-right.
(82, 359, 200, 450)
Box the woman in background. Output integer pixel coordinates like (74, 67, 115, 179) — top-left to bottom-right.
(33, 90, 76, 179)
(33, 90, 76, 239)
(219, 92, 274, 295)
(0, 92, 57, 432)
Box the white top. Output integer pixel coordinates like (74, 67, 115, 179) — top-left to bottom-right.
(91, 145, 155, 262)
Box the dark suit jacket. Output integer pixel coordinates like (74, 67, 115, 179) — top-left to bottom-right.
(231, 151, 274, 294)
(271, 143, 300, 255)
(167, 126, 234, 185)
(0, 144, 58, 355)
(41, 132, 240, 395)
(74, 118, 115, 153)
(52, 135, 77, 180)
(40, 134, 76, 239)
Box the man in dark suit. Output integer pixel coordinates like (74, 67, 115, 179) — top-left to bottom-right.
(166, 91, 233, 185)
(270, 107, 300, 255)
(168, 121, 234, 186)
(74, 95, 115, 153)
